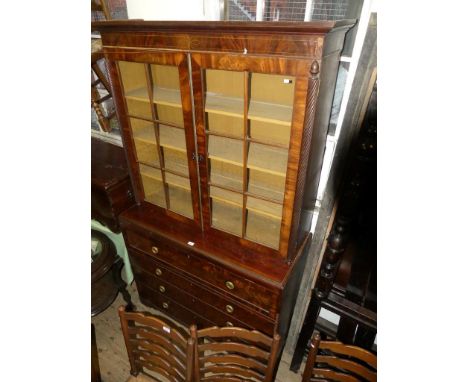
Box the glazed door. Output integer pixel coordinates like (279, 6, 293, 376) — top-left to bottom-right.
(106, 51, 202, 227)
(191, 54, 311, 256)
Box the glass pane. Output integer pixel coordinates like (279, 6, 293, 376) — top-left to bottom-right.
(139, 163, 165, 208)
(202, 67, 295, 249)
(204, 69, 244, 238)
(118, 60, 194, 220)
(151, 64, 184, 126)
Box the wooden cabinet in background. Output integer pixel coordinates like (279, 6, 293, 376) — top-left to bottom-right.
(92, 20, 354, 344)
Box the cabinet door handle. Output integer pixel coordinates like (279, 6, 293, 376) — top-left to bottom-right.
(155, 268, 162, 276)
(226, 321, 234, 327)
(159, 285, 166, 293)
(226, 305, 234, 314)
(151, 246, 159, 254)
(162, 302, 169, 309)
(225, 281, 235, 290)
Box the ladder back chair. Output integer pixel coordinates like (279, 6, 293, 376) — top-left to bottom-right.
(302, 333, 377, 382)
(190, 325, 281, 382)
(91, 0, 115, 132)
(119, 306, 195, 382)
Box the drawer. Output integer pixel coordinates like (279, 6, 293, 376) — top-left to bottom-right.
(137, 282, 213, 329)
(126, 230, 279, 317)
(126, 230, 190, 270)
(136, 276, 262, 332)
(132, 260, 275, 334)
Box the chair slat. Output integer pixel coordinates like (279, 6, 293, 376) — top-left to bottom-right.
(200, 354, 267, 373)
(137, 353, 185, 381)
(197, 327, 272, 347)
(312, 368, 360, 382)
(129, 327, 185, 356)
(201, 364, 264, 381)
(129, 336, 185, 362)
(198, 341, 269, 360)
(319, 341, 377, 369)
(316, 355, 376, 382)
(125, 312, 188, 347)
(135, 360, 180, 382)
(201, 377, 245, 382)
(134, 349, 185, 376)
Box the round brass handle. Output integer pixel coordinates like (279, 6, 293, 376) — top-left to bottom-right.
(226, 321, 234, 327)
(155, 268, 162, 276)
(159, 285, 166, 293)
(162, 302, 169, 309)
(225, 305, 234, 314)
(151, 246, 159, 254)
(225, 281, 235, 290)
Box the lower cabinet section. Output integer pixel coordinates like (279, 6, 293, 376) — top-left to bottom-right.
(130, 250, 276, 335)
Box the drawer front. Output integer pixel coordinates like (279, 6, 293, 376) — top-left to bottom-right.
(137, 282, 213, 329)
(126, 230, 279, 317)
(131, 258, 275, 334)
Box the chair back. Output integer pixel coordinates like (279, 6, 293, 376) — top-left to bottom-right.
(302, 333, 377, 382)
(191, 325, 281, 382)
(118, 306, 194, 382)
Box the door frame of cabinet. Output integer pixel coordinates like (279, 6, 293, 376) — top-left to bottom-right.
(190, 53, 314, 259)
(105, 49, 202, 229)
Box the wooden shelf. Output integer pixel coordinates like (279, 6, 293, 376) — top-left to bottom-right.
(125, 86, 182, 108)
(247, 143, 288, 176)
(132, 124, 155, 144)
(210, 186, 243, 208)
(160, 125, 186, 152)
(211, 199, 242, 237)
(208, 136, 243, 166)
(205, 94, 243, 118)
(248, 169, 285, 202)
(246, 197, 283, 220)
(168, 186, 193, 219)
(248, 101, 292, 126)
(165, 172, 191, 191)
(139, 164, 162, 181)
(206, 113, 243, 139)
(246, 212, 281, 250)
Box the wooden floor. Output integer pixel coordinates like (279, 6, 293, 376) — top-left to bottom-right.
(92, 282, 304, 381)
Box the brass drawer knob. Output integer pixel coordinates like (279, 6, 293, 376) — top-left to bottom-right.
(225, 305, 234, 314)
(159, 285, 166, 293)
(162, 302, 169, 309)
(226, 321, 234, 327)
(151, 246, 159, 254)
(155, 268, 162, 276)
(225, 281, 235, 290)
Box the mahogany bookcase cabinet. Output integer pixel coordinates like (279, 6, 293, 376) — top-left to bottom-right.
(92, 20, 354, 342)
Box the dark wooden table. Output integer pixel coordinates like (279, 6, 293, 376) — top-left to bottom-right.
(91, 137, 134, 233)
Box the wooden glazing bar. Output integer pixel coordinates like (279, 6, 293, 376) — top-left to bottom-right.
(205, 130, 243, 141)
(241, 71, 249, 238)
(127, 113, 184, 129)
(145, 64, 170, 209)
(244, 191, 282, 205)
(246, 137, 289, 149)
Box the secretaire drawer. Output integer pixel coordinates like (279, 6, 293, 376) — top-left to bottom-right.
(125, 229, 190, 270)
(125, 229, 280, 317)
